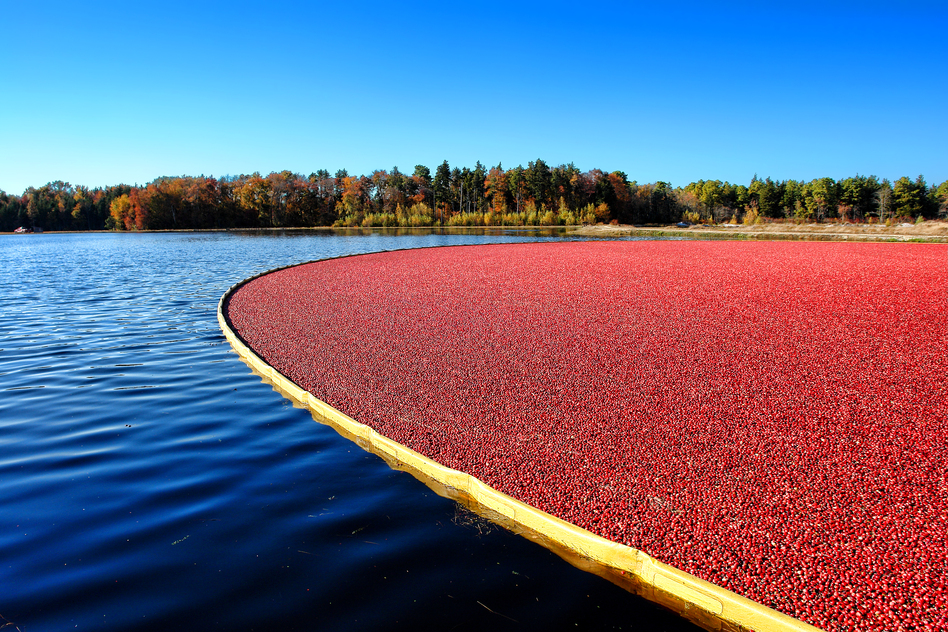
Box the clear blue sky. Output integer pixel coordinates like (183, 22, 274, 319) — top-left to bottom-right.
(2, 0, 945, 195)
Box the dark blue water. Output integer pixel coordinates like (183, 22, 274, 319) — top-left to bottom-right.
(0, 231, 699, 631)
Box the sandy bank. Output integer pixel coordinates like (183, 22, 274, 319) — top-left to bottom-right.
(572, 220, 948, 242)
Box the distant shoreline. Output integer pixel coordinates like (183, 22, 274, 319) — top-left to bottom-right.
(4, 221, 947, 242)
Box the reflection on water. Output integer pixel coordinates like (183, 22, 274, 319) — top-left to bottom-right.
(0, 230, 698, 631)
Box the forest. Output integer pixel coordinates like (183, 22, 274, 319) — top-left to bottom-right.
(2, 160, 946, 232)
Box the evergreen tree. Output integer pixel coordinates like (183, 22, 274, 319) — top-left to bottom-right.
(526, 158, 552, 210)
(433, 161, 452, 221)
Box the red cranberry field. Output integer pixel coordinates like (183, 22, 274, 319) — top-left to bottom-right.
(226, 241, 947, 632)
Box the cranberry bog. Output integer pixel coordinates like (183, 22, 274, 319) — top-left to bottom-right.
(221, 241, 947, 632)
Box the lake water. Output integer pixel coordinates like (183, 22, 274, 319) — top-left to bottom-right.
(0, 230, 700, 631)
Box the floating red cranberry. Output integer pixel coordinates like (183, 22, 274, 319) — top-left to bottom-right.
(225, 241, 948, 632)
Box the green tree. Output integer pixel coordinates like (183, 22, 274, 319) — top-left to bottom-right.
(385, 166, 407, 213)
(645, 181, 675, 223)
(449, 167, 462, 213)
(748, 176, 781, 218)
(934, 180, 948, 219)
(892, 176, 923, 218)
(470, 161, 487, 213)
(838, 175, 880, 220)
(433, 160, 452, 221)
(695, 180, 725, 216)
(916, 175, 938, 218)
(803, 177, 838, 221)
(507, 165, 526, 215)
(369, 169, 387, 213)
(780, 180, 803, 218)
(334, 169, 349, 201)
(412, 165, 431, 187)
(526, 158, 552, 210)
(0, 190, 24, 231)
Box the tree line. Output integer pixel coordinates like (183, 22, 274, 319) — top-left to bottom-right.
(2, 160, 946, 232)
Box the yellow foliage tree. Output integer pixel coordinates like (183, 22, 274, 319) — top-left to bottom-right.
(110, 194, 133, 230)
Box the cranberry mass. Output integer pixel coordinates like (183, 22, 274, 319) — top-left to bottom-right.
(226, 241, 947, 632)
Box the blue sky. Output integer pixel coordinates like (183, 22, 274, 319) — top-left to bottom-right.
(2, 1, 945, 195)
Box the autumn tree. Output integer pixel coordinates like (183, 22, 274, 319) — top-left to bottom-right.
(237, 174, 272, 226)
(484, 163, 508, 214)
(333, 169, 349, 202)
(110, 194, 133, 230)
(10, 163, 944, 231)
(146, 179, 182, 229)
(129, 187, 148, 230)
(69, 185, 93, 230)
(411, 165, 432, 206)
(607, 171, 631, 222)
(335, 175, 370, 222)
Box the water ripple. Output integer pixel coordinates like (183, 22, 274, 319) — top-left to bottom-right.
(0, 231, 698, 632)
